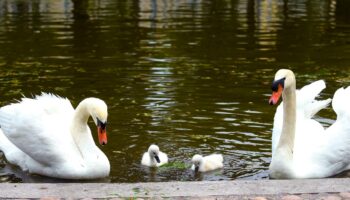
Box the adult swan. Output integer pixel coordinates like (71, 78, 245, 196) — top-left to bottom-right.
(269, 69, 350, 179)
(0, 93, 110, 179)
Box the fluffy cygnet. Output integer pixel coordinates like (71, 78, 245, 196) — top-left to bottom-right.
(141, 144, 168, 167)
(191, 154, 223, 172)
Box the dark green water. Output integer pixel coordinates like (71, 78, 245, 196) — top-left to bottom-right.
(0, 0, 350, 183)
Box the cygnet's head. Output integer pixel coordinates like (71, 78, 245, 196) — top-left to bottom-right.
(148, 144, 160, 163)
(191, 154, 203, 172)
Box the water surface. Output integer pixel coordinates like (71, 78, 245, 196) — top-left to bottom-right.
(0, 0, 350, 183)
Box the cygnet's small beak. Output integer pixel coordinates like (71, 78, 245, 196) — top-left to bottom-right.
(155, 155, 160, 163)
(194, 165, 199, 173)
(97, 119, 107, 145)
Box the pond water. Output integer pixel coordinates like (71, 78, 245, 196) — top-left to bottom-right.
(0, 0, 350, 183)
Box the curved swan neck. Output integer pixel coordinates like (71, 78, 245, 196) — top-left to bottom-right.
(72, 99, 93, 127)
(269, 71, 297, 179)
(278, 75, 296, 154)
(70, 98, 98, 158)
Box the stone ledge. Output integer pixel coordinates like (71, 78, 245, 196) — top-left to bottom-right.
(0, 178, 350, 199)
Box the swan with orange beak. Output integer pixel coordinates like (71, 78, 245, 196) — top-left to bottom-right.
(269, 77, 285, 105)
(0, 94, 110, 179)
(96, 118, 107, 145)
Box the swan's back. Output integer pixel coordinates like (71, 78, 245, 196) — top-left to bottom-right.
(301, 86, 350, 177)
(291, 86, 350, 178)
(0, 93, 78, 166)
(202, 154, 223, 171)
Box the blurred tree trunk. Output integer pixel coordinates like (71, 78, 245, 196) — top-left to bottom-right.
(336, 0, 350, 22)
(72, 0, 89, 20)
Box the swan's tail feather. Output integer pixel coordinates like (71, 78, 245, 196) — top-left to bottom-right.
(332, 86, 350, 118)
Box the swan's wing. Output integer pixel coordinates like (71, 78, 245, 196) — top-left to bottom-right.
(332, 86, 350, 118)
(294, 86, 350, 177)
(295, 121, 350, 178)
(0, 93, 76, 166)
(297, 80, 331, 118)
(297, 80, 326, 105)
(318, 86, 350, 175)
(0, 129, 32, 170)
(303, 99, 331, 118)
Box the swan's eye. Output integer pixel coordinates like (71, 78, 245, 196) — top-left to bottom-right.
(97, 118, 107, 129)
(271, 78, 285, 92)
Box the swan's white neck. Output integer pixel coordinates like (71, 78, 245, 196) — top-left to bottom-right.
(71, 99, 97, 159)
(270, 75, 296, 179)
(278, 85, 296, 152)
(72, 99, 93, 127)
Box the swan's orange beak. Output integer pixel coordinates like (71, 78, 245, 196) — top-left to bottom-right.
(269, 84, 283, 105)
(98, 126, 107, 145)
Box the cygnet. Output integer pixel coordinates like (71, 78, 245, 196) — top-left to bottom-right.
(191, 154, 223, 172)
(141, 144, 168, 167)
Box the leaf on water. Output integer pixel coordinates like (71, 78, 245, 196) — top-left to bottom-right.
(159, 161, 191, 170)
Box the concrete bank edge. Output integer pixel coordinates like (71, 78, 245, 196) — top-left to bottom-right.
(0, 178, 349, 198)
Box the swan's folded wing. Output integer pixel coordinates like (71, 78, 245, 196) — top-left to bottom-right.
(314, 86, 350, 176)
(310, 122, 350, 177)
(0, 94, 76, 166)
(298, 86, 350, 178)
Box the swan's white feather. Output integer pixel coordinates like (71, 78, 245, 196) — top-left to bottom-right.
(0, 93, 109, 179)
(271, 72, 350, 178)
(0, 93, 77, 166)
(293, 86, 350, 178)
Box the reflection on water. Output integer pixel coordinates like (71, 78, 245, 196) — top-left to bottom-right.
(0, 0, 349, 182)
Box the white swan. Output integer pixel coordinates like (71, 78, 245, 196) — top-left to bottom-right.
(141, 144, 168, 167)
(269, 69, 350, 179)
(271, 79, 332, 156)
(0, 93, 110, 179)
(191, 154, 223, 172)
